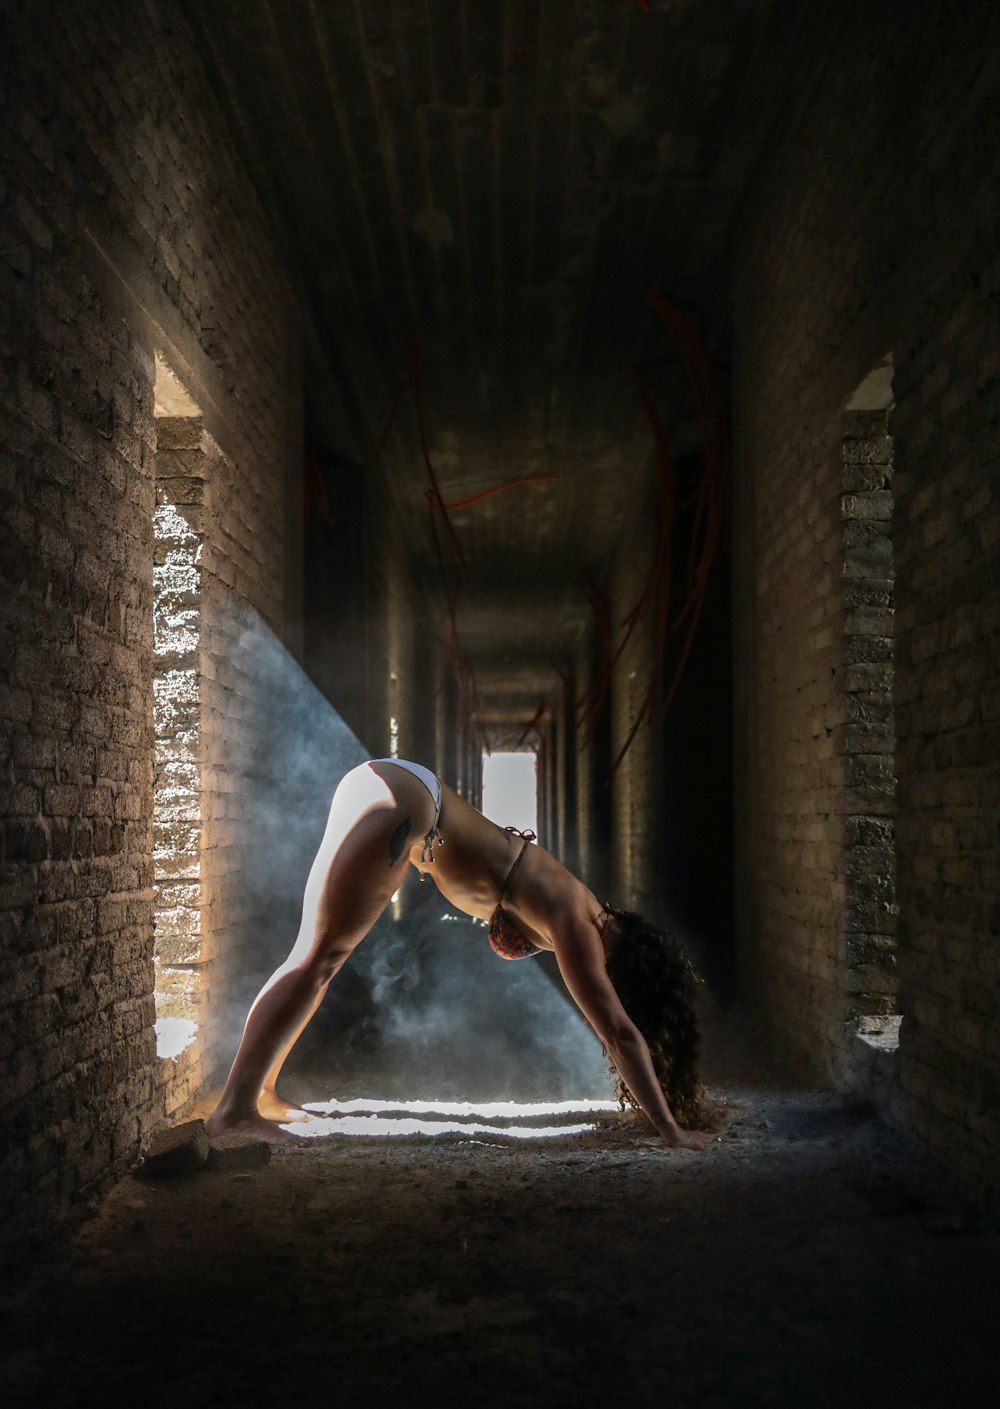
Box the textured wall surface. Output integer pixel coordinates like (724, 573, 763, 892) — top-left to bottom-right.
(0, 0, 298, 1245)
(152, 410, 291, 1121)
(733, 0, 1000, 1196)
(152, 416, 206, 1074)
(840, 405, 897, 1021)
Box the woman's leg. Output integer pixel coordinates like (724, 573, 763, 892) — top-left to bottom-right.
(256, 986, 332, 1122)
(206, 765, 427, 1140)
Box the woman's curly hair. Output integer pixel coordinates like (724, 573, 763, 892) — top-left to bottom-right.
(604, 907, 715, 1130)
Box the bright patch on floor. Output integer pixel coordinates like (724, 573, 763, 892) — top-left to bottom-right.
(287, 1096, 618, 1140)
(155, 1016, 197, 1058)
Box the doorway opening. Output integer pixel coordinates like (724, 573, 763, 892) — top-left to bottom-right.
(481, 751, 538, 836)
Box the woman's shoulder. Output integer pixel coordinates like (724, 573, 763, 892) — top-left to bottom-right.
(516, 845, 591, 924)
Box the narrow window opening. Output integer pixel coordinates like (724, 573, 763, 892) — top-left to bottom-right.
(842, 356, 899, 1050)
(152, 355, 205, 1059)
(481, 751, 538, 835)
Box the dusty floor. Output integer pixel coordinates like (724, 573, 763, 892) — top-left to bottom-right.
(3, 1022, 999, 1409)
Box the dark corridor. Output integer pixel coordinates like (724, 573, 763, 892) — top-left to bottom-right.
(2, 1, 1000, 1404)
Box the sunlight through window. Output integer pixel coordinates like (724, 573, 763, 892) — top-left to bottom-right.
(285, 1097, 618, 1140)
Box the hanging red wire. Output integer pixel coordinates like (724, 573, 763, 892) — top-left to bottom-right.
(367, 337, 559, 756)
(303, 443, 336, 532)
(406, 339, 469, 575)
(645, 292, 730, 724)
(514, 702, 547, 750)
(404, 340, 562, 754)
(577, 569, 614, 747)
(426, 473, 558, 513)
(575, 296, 730, 775)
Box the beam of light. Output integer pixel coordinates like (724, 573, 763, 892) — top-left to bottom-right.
(481, 751, 538, 834)
(285, 1115, 597, 1140)
(169, 608, 608, 1102)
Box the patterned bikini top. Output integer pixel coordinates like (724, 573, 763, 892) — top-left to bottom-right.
(487, 828, 544, 961)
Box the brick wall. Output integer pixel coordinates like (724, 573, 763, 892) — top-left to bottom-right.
(153, 409, 291, 1121)
(893, 308, 1000, 1197)
(152, 414, 206, 1092)
(0, 0, 299, 1245)
(840, 404, 897, 1022)
(732, 0, 1000, 1197)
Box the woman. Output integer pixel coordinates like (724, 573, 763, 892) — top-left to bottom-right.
(207, 758, 715, 1151)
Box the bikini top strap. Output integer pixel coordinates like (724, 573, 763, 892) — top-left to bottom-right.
(497, 827, 537, 904)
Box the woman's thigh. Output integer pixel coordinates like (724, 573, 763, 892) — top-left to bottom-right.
(289, 762, 434, 962)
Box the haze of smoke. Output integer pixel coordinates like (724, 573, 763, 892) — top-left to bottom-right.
(338, 881, 611, 1102)
(217, 611, 611, 1103)
(209, 612, 371, 1062)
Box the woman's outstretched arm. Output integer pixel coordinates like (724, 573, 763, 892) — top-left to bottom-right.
(550, 911, 713, 1152)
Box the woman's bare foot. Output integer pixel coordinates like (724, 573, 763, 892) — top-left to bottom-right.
(206, 1107, 301, 1145)
(257, 1090, 322, 1123)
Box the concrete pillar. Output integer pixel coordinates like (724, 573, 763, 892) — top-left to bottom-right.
(467, 732, 483, 810)
(535, 734, 547, 845)
(457, 712, 467, 802)
(556, 672, 575, 869)
(575, 626, 615, 900)
(432, 646, 447, 778)
(386, 542, 414, 763)
(364, 509, 391, 758)
(542, 725, 556, 850)
(443, 665, 464, 793)
(454, 690, 478, 800)
(610, 549, 661, 920)
(555, 703, 566, 862)
(574, 635, 594, 881)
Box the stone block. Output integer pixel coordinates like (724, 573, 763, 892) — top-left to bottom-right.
(5, 818, 50, 863)
(845, 633, 892, 666)
(206, 1134, 272, 1173)
(155, 924, 203, 966)
(843, 455, 893, 492)
(842, 419, 891, 452)
(136, 1119, 209, 1178)
(841, 490, 893, 521)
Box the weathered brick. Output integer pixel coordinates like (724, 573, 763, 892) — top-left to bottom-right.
(43, 784, 80, 816)
(1, 0, 297, 1250)
(842, 435, 893, 466)
(734, 1, 1000, 1202)
(841, 491, 893, 522)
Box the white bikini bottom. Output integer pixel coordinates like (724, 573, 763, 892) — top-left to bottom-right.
(369, 759, 443, 862)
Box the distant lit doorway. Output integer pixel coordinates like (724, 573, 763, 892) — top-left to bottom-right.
(481, 751, 538, 836)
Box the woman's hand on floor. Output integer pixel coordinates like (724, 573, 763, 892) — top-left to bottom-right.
(661, 1126, 716, 1152)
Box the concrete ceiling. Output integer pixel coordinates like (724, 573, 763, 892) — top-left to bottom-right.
(192, 0, 799, 714)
